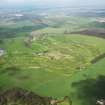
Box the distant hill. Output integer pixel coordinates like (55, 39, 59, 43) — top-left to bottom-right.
(71, 29, 105, 39)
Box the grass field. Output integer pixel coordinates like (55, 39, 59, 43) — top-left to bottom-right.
(0, 33, 105, 105)
(0, 14, 105, 105)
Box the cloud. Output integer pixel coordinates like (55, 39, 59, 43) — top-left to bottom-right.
(2, 0, 25, 4)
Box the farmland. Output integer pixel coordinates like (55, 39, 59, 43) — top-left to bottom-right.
(0, 7, 105, 105)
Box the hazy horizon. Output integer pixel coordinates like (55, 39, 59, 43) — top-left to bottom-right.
(0, 0, 105, 9)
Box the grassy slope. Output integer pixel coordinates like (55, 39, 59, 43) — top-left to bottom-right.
(0, 34, 105, 105)
(69, 57, 105, 105)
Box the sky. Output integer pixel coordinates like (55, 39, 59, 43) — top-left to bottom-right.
(0, 0, 105, 8)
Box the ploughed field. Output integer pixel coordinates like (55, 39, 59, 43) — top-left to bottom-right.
(0, 33, 105, 100)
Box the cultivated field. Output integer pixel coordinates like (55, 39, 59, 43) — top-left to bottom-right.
(0, 10, 105, 105)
